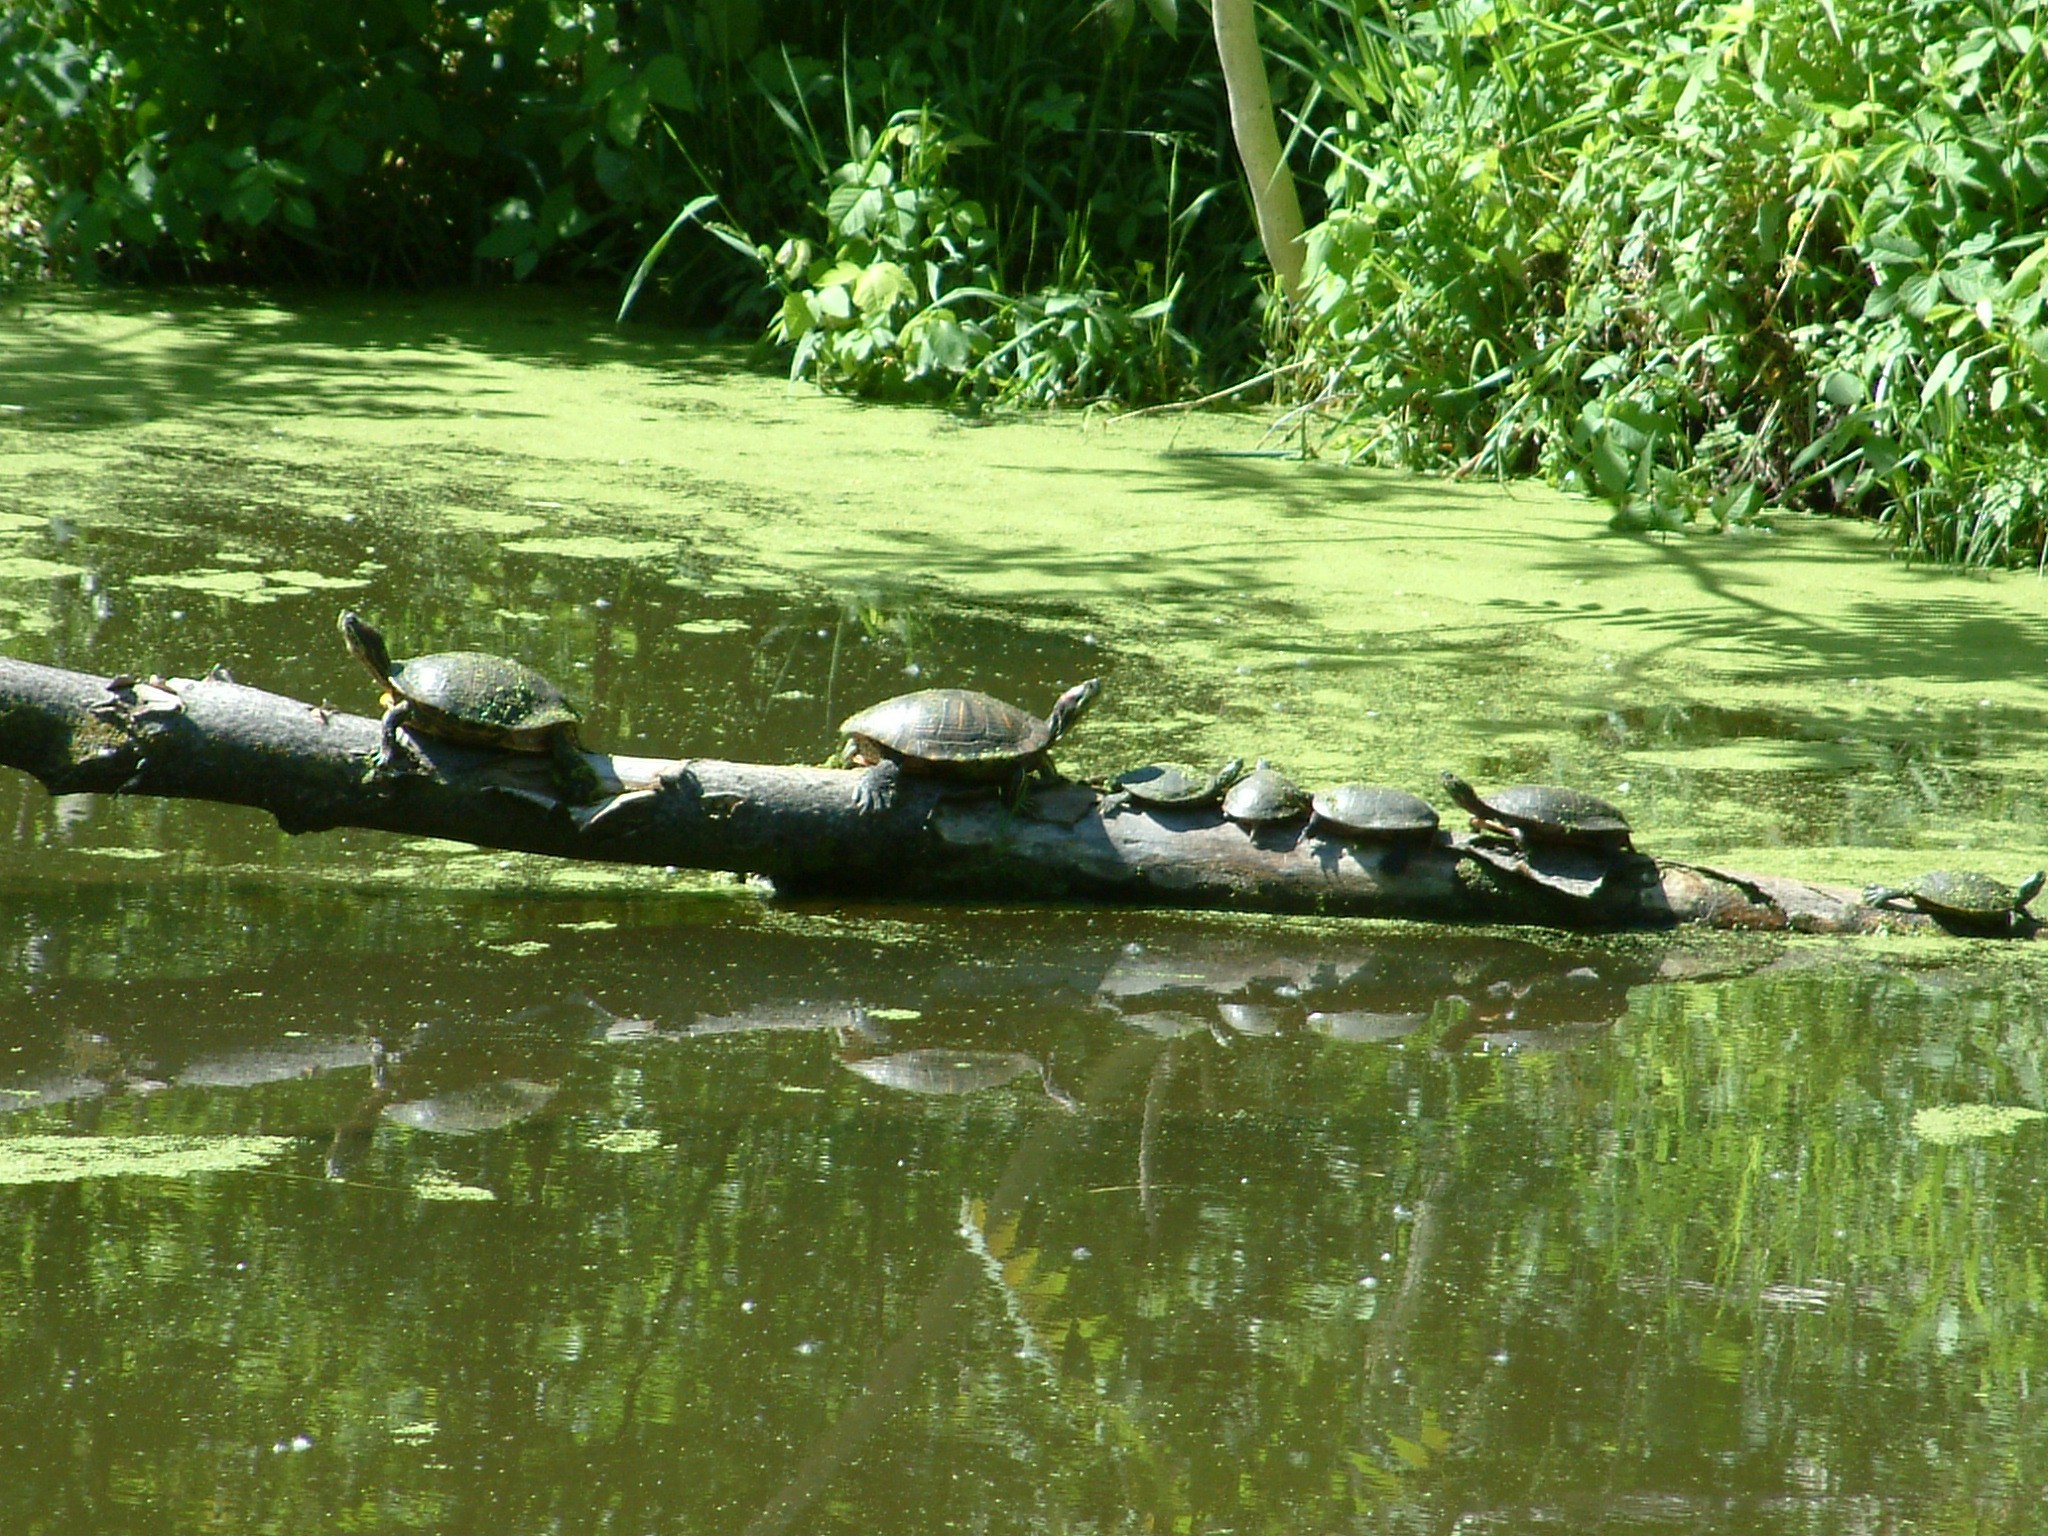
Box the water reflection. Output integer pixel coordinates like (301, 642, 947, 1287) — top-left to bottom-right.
(2, 880, 2042, 1530)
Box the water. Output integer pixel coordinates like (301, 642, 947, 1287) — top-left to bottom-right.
(4, 290, 2048, 1533)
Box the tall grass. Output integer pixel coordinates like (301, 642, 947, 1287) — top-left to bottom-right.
(1277, 0, 2048, 565)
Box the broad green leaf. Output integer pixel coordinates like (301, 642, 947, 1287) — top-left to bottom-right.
(641, 53, 697, 111)
(854, 260, 917, 315)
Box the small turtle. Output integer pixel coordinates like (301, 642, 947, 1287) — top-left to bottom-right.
(1308, 783, 1440, 869)
(1107, 757, 1245, 812)
(1863, 869, 2045, 937)
(1222, 762, 1311, 829)
(840, 677, 1101, 812)
(1440, 772, 1633, 854)
(340, 611, 596, 799)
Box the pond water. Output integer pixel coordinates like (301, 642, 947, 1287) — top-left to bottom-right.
(4, 290, 2048, 1533)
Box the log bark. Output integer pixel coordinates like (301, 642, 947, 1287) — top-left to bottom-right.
(0, 655, 1952, 935)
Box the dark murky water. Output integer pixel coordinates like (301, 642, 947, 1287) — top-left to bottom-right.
(5, 294, 2048, 1533)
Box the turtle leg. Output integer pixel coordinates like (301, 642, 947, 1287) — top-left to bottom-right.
(549, 731, 603, 805)
(375, 701, 425, 777)
(851, 759, 902, 815)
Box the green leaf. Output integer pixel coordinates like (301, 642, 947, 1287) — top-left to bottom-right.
(1897, 271, 1941, 319)
(642, 53, 698, 111)
(1820, 370, 1867, 407)
(778, 291, 815, 341)
(617, 194, 720, 321)
(1141, 0, 1177, 33)
(853, 260, 917, 316)
(606, 78, 651, 145)
(324, 133, 365, 176)
(476, 207, 535, 257)
(909, 309, 973, 373)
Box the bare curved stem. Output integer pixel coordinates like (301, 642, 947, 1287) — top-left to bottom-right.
(1212, 0, 1307, 304)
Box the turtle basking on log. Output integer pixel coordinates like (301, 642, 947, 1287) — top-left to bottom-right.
(1306, 784, 1440, 870)
(1863, 869, 2044, 937)
(1105, 758, 1245, 814)
(839, 678, 1102, 813)
(1440, 772, 1633, 855)
(339, 610, 598, 801)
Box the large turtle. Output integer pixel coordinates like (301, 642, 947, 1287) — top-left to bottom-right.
(1863, 869, 2045, 937)
(1440, 772, 1633, 855)
(1307, 783, 1440, 869)
(340, 610, 596, 799)
(840, 677, 1101, 812)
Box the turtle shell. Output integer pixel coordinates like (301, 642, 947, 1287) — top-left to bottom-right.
(1914, 869, 2043, 916)
(1309, 784, 1439, 839)
(1113, 758, 1244, 808)
(1222, 765, 1310, 826)
(1441, 773, 1631, 850)
(1867, 869, 2045, 922)
(841, 688, 1053, 780)
(390, 650, 582, 750)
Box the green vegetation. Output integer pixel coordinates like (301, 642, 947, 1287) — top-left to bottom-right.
(7, 0, 2048, 561)
(1289, 0, 2048, 565)
(0, 0, 1262, 390)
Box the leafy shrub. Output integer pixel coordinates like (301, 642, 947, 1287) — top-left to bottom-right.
(2, 0, 1260, 397)
(684, 108, 1196, 404)
(1289, 0, 2048, 564)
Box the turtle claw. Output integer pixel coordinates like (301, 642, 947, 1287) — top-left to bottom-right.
(372, 705, 428, 779)
(852, 761, 902, 815)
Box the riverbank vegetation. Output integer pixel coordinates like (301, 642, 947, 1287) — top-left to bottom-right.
(7, 0, 2046, 564)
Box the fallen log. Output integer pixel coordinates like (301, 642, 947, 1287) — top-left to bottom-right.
(0, 655, 1948, 935)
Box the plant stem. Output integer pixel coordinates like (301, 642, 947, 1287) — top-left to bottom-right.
(1211, 0, 1305, 304)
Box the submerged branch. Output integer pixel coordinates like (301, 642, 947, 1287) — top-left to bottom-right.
(0, 655, 1943, 935)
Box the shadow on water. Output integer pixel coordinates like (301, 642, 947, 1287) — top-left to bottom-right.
(3, 286, 775, 431)
(1530, 519, 2048, 690)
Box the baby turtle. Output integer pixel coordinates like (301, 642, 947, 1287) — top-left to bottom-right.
(1308, 784, 1440, 868)
(1222, 762, 1311, 829)
(340, 610, 596, 799)
(1107, 757, 1245, 812)
(1863, 869, 2045, 937)
(840, 677, 1101, 812)
(1440, 772, 1633, 854)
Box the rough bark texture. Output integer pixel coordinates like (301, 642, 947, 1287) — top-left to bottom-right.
(0, 655, 1962, 936)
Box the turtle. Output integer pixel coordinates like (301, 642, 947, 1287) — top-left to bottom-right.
(1222, 762, 1311, 829)
(839, 677, 1101, 813)
(1439, 772, 1633, 855)
(1862, 869, 2045, 937)
(339, 610, 596, 799)
(1307, 783, 1440, 869)
(1106, 757, 1245, 813)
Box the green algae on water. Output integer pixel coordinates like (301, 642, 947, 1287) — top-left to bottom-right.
(413, 1171, 498, 1202)
(592, 1128, 663, 1154)
(0, 1133, 294, 1185)
(1911, 1103, 2047, 1144)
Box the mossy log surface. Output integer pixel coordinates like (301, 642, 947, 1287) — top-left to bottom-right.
(0, 655, 1953, 936)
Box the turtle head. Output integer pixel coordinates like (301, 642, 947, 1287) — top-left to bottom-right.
(1046, 677, 1102, 742)
(2019, 870, 2046, 910)
(1439, 770, 1475, 803)
(339, 610, 397, 686)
